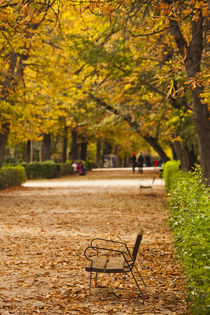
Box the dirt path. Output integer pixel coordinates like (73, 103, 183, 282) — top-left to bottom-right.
(0, 170, 189, 314)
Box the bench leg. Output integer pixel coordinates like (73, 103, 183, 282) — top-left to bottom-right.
(95, 272, 98, 287)
(130, 269, 144, 303)
(88, 270, 93, 301)
(134, 263, 146, 287)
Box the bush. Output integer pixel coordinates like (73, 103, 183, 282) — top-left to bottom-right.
(163, 160, 181, 191)
(167, 167, 210, 314)
(41, 161, 58, 178)
(22, 160, 93, 179)
(58, 161, 74, 177)
(83, 160, 96, 170)
(23, 161, 59, 179)
(0, 166, 27, 190)
(22, 162, 42, 179)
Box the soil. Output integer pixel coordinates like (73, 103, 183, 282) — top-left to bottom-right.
(0, 169, 190, 314)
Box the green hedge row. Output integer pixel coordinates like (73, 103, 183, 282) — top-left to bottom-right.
(21, 161, 70, 179)
(163, 162, 210, 314)
(0, 166, 27, 190)
(21, 160, 94, 179)
(0, 160, 95, 189)
(162, 160, 181, 191)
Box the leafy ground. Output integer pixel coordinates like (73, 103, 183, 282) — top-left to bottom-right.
(0, 170, 189, 314)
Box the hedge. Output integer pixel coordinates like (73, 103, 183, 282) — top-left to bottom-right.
(22, 161, 74, 179)
(162, 159, 181, 191)
(22, 161, 60, 179)
(0, 166, 27, 190)
(57, 161, 74, 177)
(21, 160, 95, 179)
(163, 162, 210, 314)
(1, 160, 94, 188)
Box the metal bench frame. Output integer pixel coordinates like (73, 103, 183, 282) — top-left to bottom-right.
(84, 229, 146, 301)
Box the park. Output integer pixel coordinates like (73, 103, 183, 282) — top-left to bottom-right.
(0, 1, 209, 314)
(0, 168, 189, 314)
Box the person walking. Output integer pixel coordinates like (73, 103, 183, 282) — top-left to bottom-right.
(111, 154, 117, 168)
(145, 153, 151, 167)
(130, 153, 136, 174)
(137, 152, 144, 173)
(154, 159, 159, 167)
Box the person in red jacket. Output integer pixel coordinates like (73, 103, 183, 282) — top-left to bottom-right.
(77, 161, 86, 175)
(154, 159, 159, 167)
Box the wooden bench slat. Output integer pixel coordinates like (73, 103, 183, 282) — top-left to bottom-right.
(86, 256, 126, 273)
(105, 257, 125, 273)
(92, 256, 108, 269)
(85, 256, 108, 272)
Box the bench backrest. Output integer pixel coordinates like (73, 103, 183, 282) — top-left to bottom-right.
(132, 229, 144, 262)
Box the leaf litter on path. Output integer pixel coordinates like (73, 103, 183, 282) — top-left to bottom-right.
(0, 170, 189, 314)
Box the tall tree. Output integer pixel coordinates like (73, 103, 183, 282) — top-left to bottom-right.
(165, 1, 210, 182)
(74, 0, 209, 182)
(0, 0, 60, 166)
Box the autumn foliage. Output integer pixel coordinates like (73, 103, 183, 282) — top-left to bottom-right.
(0, 1, 209, 184)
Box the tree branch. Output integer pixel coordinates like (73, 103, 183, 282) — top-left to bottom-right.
(127, 26, 170, 37)
(89, 93, 169, 162)
(168, 16, 188, 58)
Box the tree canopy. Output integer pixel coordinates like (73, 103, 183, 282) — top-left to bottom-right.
(0, 0, 209, 182)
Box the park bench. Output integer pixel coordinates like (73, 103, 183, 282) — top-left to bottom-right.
(84, 229, 146, 301)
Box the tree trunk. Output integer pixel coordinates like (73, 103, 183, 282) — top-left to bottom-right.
(173, 141, 197, 172)
(69, 128, 79, 160)
(169, 142, 177, 160)
(0, 50, 29, 167)
(89, 93, 170, 163)
(25, 140, 31, 163)
(42, 133, 51, 161)
(169, 13, 210, 184)
(186, 146, 197, 171)
(80, 138, 88, 161)
(191, 86, 210, 183)
(0, 123, 10, 167)
(96, 139, 102, 167)
(123, 155, 128, 167)
(62, 126, 68, 163)
(144, 135, 170, 163)
(30, 141, 34, 162)
(103, 141, 112, 155)
(186, 17, 210, 183)
(0, 52, 19, 167)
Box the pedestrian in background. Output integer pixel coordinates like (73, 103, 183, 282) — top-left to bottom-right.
(145, 153, 151, 167)
(137, 152, 144, 173)
(111, 154, 117, 168)
(154, 159, 159, 167)
(130, 153, 136, 174)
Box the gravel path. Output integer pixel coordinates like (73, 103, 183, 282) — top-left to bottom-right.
(0, 171, 189, 314)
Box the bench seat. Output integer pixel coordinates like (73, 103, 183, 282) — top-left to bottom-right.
(85, 256, 126, 273)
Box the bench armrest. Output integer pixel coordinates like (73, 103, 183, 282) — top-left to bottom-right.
(84, 245, 133, 267)
(90, 238, 132, 258)
(84, 246, 100, 262)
